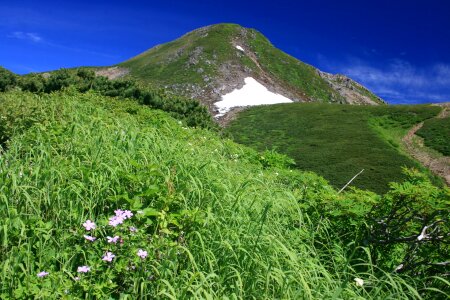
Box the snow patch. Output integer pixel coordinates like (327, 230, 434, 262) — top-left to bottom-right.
(235, 45, 244, 52)
(215, 77, 293, 117)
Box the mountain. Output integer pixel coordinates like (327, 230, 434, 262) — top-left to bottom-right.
(97, 23, 384, 118)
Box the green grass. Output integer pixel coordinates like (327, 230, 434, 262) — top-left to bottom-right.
(416, 116, 450, 156)
(248, 31, 344, 103)
(226, 103, 441, 194)
(1, 90, 447, 298)
(120, 24, 243, 86)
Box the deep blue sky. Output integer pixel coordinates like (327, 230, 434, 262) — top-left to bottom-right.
(1, 0, 450, 104)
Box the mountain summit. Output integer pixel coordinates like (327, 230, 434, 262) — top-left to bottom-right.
(103, 24, 384, 118)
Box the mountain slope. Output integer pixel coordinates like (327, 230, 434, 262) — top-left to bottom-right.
(112, 23, 384, 118)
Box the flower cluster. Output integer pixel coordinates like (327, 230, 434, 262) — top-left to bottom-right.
(55, 209, 150, 280)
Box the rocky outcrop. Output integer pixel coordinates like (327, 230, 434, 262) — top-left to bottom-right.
(318, 71, 385, 105)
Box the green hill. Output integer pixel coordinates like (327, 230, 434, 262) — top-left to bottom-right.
(0, 88, 448, 298)
(226, 102, 443, 194)
(114, 23, 384, 116)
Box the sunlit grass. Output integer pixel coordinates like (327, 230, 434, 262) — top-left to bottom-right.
(0, 90, 447, 298)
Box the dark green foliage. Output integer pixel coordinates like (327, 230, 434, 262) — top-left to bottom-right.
(2, 68, 215, 129)
(416, 116, 450, 156)
(0, 66, 17, 92)
(305, 168, 449, 281)
(366, 169, 450, 278)
(226, 103, 441, 194)
(18, 73, 46, 93)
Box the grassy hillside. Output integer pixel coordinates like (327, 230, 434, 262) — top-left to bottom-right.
(416, 116, 450, 156)
(0, 90, 448, 298)
(226, 103, 442, 194)
(120, 24, 242, 85)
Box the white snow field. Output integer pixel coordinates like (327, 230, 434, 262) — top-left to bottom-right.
(235, 45, 244, 51)
(214, 77, 293, 117)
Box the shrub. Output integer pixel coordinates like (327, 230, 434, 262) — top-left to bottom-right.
(0, 66, 17, 92)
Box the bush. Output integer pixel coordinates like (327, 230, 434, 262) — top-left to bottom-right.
(0, 67, 17, 92)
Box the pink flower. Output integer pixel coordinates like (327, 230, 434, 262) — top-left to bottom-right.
(107, 236, 120, 243)
(108, 215, 124, 227)
(102, 252, 115, 262)
(123, 210, 133, 219)
(82, 220, 96, 231)
(77, 266, 90, 273)
(108, 209, 134, 227)
(37, 271, 49, 277)
(137, 249, 148, 259)
(114, 209, 124, 216)
(83, 235, 96, 242)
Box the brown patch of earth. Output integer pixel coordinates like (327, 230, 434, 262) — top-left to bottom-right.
(402, 104, 450, 185)
(95, 67, 129, 80)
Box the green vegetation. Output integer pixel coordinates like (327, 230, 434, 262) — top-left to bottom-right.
(0, 67, 215, 129)
(416, 116, 450, 156)
(0, 67, 17, 92)
(226, 103, 442, 194)
(0, 90, 448, 298)
(248, 31, 343, 103)
(120, 24, 243, 85)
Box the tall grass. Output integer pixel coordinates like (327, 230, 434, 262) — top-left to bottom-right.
(0, 90, 447, 298)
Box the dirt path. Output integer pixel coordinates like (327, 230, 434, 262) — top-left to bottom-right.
(402, 103, 450, 185)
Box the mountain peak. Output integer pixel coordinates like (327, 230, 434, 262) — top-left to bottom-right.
(114, 24, 384, 120)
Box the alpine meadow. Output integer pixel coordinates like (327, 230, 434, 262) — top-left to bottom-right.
(0, 21, 449, 299)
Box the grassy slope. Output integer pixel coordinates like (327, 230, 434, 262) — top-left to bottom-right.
(120, 24, 243, 86)
(0, 90, 436, 298)
(119, 23, 381, 104)
(226, 103, 441, 194)
(247, 31, 343, 103)
(416, 117, 450, 156)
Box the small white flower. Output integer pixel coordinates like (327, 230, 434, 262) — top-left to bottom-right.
(394, 264, 404, 272)
(354, 277, 364, 287)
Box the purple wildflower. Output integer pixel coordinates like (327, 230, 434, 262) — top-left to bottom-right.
(137, 249, 148, 259)
(107, 236, 120, 244)
(109, 209, 134, 227)
(122, 210, 133, 219)
(102, 252, 115, 262)
(37, 271, 49, 278)
(83, 235, 96, 242)
(82, 220, 96, 231)
(77, 266, 90, 273)
(114, 209, 124, 216)
(108, 215, 124, 227)
(129, 226, 137, 233)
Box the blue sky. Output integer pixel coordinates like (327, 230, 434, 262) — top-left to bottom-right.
(1, 0, 450, 104)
